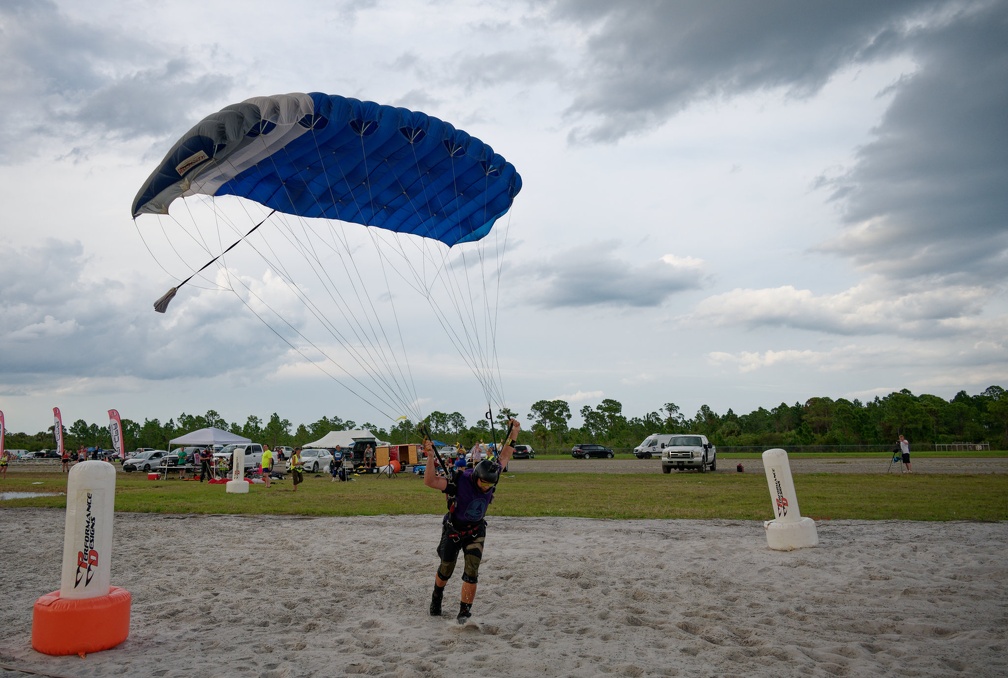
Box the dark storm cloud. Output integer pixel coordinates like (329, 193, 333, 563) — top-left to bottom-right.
(550, 0, 1007, 290)
(819, 1, 1008, 284)
(0, 0, 235, 162)
(550, 0, 933, 143)
(526, 242, 707, 309)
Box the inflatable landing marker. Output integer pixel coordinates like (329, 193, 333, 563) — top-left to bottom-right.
(762, 449, 818, 551)
(32, 461, 131, 656)
(226, 447, 249, 494)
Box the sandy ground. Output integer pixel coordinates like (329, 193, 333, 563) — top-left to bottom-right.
(1, 508, 1006, 678)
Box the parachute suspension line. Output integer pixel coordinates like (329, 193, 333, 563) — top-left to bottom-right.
(133, 196, 231, 293)
(223, 128, 424, 422)
(152, 209, 276, 313)
(274, 129, 426, 419)
(385, 142, 506, 411)
(373, 206, 499, 409)
(218, 271, 404, 421)
(227, 178, 421, 418)
(349, 130, 425, 419)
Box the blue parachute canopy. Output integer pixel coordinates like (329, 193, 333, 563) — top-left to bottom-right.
(132, 92, 521, 247)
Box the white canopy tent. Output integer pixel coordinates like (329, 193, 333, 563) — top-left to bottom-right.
(169, 427, 251, 448)
(304, 429, 378, 449)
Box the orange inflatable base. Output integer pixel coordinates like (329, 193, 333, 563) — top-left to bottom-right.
(32, 586, 131, 656)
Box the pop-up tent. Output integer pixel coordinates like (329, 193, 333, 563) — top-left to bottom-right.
(304, 429, 377, 449)
(169, 427, 251, 447)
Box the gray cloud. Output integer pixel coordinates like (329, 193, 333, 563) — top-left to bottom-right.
(689, 279, 1000, 340)
(0, 1, 237, 162)
(526, 241, 707, 309)
(546, 0, 1007, 308)
(0, 240, 278, 385)
(550, 0, 932, 143)
(818, 1, 1008, 284)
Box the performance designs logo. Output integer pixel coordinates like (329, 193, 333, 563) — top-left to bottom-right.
(771, 469, 788, 518)
(176, 150, 209, 176)
(74, 492, 100, 588)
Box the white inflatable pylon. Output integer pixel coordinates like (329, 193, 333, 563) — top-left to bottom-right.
(32, 460, 131, 655)
(226, 447, 249, 493)
(762, 448, 818, 551)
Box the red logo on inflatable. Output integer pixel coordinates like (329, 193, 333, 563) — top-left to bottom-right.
(74, 492, 100, 587)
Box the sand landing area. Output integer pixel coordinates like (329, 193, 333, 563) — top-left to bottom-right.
(1, 509, 1005, 677)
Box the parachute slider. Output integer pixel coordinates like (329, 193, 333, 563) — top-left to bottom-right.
(153, 287, 178, 314)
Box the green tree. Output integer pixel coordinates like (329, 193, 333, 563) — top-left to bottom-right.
(528, 399, 571, 449)
(241, 415, 263, 442)
(447, 412, 467, 440)
(262, 413, 292, 448)
(662, 402, 685, 431)
(803, 397, 834, 437)
(204, 410, 228, 429)
(68, 419, 91, 448)
(293, 423, 311, 445)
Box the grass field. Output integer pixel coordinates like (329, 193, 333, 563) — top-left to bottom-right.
(2, 466, 1006, 521)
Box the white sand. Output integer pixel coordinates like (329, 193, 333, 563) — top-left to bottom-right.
(1, 509, 1006, 677)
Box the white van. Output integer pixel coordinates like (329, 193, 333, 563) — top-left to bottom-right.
(634, 434, 674, 459)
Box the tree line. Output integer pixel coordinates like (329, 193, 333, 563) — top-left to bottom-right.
(5, 386, 1005, 454)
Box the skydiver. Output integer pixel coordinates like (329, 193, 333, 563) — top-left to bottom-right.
(423, 418, 520, 624)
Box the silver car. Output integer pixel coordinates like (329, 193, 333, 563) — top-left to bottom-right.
(297, 448, 334, 473)
(123, 449, 170, 472)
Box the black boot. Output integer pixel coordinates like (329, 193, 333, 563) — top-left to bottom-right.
(456, 601, 472, 624)
(429, 586, 444, 616)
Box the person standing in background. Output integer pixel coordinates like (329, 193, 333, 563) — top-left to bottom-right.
(898, 434, 912, 473)
(290, 447, 304, 492)
(261, 446, 274, 488)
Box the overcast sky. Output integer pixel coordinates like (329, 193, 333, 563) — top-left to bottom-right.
(1, 0, 1006, 436)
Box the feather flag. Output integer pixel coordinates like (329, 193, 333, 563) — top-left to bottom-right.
(53, 407, 65, 457)
(108, 409, 124, 462)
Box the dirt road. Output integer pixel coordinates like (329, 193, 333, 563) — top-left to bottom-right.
(505, 456, 1008, 475)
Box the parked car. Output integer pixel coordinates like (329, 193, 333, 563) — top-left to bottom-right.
(274, 446, 294, 461)
(571, 444, 614, 459)
(511, 444, 535, 459)
(162, 447, 202, 468)
(123, 449, 170, 472)
(661, 435, 716, 473)
(296, 448, 333, 473)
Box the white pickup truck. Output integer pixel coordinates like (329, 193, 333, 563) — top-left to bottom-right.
(213, 443, 264, 472)
(661, 434, 716, 473)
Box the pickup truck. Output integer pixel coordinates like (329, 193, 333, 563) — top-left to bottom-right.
(661, 434, 716, 473)
(213, 443, 265, 472)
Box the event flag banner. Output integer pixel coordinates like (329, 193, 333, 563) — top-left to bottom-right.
(108, 409, 124, 461)
(53, 407, 65, 457)
(0, 409, 5, 458)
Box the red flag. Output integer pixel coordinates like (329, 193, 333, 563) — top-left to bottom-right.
(53, 407, 65, 457)
(108, 409, 124, 461)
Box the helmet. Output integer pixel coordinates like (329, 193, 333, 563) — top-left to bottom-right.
(473, 459, 500, 485)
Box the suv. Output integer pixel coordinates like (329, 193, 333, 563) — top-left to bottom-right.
(511, 444, 535, 459)
(661, 435, 716, 473)
(571, 444, 614, 459)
